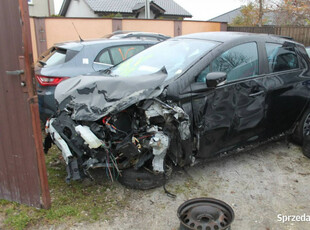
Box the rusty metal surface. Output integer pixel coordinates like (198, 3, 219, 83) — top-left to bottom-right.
(19, 0, 51, 209)
(0, 0, 50, 208)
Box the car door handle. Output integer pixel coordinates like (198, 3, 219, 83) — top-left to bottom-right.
(249, 91, 264, 97)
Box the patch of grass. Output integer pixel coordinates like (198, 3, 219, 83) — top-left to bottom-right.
(167, 176, 205, 199)
(0, 200, 11, 206)
(0, 145, 128, 229)
(4, 210, 30, 230)
(45, 205, 78, 220)
(169, 178, 196, 196)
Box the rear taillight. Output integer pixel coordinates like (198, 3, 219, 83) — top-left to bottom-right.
(36, 75, 69, 86)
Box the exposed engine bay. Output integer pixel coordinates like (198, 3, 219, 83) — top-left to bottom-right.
(45, 98, 191, 185)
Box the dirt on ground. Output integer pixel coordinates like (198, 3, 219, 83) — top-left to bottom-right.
(3, 140, 310, 230)
(0, 215, 4, 230)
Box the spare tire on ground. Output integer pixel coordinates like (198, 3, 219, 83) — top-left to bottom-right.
(118, 167, 165, 190)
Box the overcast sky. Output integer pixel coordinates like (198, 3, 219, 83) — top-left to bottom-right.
(54, 0, 243, 21)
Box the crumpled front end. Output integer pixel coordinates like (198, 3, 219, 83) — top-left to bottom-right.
(45, 98, 191, 186)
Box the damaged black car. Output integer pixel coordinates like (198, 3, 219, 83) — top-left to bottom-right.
(45, 32, 310, 190)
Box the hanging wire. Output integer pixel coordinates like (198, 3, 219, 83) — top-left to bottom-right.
(106, 151, 114, 182)
(101, 142, 121, 181)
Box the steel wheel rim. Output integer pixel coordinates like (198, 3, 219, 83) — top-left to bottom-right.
(177, 198, 234, 230)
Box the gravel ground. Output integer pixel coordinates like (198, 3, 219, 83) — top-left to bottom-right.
(4, 140, 310, 230)
(0, 215, 4, 230)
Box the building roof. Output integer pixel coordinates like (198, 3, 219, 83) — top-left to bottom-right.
(209, 7, 242, 23)
(132, 1, 165, 14)
(60, 0, 192, 17)
(209, 7, 278, 25)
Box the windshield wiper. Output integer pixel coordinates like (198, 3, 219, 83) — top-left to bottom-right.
(100, 66, 113, 74)
(100, 67, 119, 77)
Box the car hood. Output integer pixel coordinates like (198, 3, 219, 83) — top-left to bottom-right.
(55, 68, 167, 121)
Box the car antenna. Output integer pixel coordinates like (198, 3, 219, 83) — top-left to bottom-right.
(72, 22, 84, 42)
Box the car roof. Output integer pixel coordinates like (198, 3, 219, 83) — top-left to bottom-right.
(54, 38, 156, 51)
(177, 32, 299, 45)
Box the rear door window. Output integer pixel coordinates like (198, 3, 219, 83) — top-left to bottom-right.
(109, 45, 145, 65)
(95, 45, 146, 66)
(265, 43, 299, 73)
(96, 50, 112, 65)
(306, 48, 310, 57)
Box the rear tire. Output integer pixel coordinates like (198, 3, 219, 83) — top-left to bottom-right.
(118, 167, 166, 190)
(302, 135, 310, 158)
(292, 108, 310, 145)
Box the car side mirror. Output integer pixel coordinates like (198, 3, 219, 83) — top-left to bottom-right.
(206, 72, 227, 88)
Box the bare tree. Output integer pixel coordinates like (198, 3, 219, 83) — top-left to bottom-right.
(258, 0, 263, 26)
(233, 0, 310, 26)
(273, 0, 310, 26)
(231, 0, 271, 26)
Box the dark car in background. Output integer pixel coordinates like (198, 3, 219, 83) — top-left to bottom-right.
(45, 32, 310, 190)
(36, 34, 168, 121)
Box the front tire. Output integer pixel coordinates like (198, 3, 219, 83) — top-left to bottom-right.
(118, 167, 166, 190)
(302, 135, 310, 158)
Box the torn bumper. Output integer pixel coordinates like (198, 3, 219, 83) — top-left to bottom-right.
(46, 118, 73, 164)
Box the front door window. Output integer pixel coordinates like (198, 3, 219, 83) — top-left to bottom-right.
(197, 42, 259, 82)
